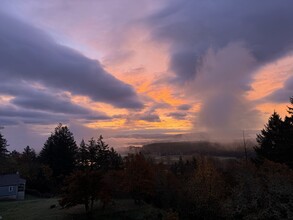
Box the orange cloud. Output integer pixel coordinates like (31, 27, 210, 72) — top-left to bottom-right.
(246, 55, 293, 123)
(247, 56, 293, 101)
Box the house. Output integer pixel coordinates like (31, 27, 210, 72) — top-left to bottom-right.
(0, 173, 26, 200)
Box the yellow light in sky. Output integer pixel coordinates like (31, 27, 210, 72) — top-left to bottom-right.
(247, 56, 293, 100)
(247, 55, 293, 120)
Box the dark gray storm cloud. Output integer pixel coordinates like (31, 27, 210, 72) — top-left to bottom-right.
(0, 82, 110, 125)
(0, 103, 110, 126)
(123, 110, 161, 123)
(122, 101, 168, 124)
(12, 95, 87, 115)
(177, 104, 192, 111)
(138, 113, 161, 122)
(0, 11, 143, 109)
(0, 105, 68, 125)
(167, 112, 187, 120)
(0, 84, 88, 115)
(149, 0, 293, 82)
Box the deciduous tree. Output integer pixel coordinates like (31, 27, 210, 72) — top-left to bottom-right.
(124, 153, 155, 204)
(59, 170, 101, 213)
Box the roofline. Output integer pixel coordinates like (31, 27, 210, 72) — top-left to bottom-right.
(0, 181, 26, 187)
(0, 184, 19, 187)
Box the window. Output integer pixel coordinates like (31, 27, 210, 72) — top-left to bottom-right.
(9, 186, 14, 192)
(18, 184, 24, 192)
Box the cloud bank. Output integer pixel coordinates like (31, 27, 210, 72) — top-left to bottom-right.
(0, 10, 143, 128)
(147, 0, 293, 133)
(149, 0, 293, 81)
(0, 11, 143, 109)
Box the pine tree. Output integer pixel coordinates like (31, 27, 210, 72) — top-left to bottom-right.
(87, 135, 122, 171)
(22, 146, 36, 161)
(77, 139, 89, 169)
(95, 135, 122, 171)
(283, 96, 293, 167)
(39, 124, 78, 177)
(287, 97, 293, 116)
(76, 135, 122, 171)
(255, 110, 293, 168)
(0, 132, 9, 158)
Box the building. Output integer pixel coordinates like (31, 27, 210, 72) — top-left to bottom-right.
(0, 173, 26, 200)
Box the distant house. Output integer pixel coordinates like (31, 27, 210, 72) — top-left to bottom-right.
(0, 173, 26, 200)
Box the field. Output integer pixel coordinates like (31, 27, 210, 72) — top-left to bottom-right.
(0, 196, 163, 220)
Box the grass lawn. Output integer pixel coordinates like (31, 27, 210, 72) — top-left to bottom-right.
(0, 196, 164, 220)
(0, 197, 65, 220)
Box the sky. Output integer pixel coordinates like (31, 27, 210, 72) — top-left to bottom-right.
(1, 0, 293, 152)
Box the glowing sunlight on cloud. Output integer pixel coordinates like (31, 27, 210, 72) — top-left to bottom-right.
(1, 0, 293, 149)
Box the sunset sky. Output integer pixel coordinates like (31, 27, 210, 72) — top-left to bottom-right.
(1, 0, 293, 151)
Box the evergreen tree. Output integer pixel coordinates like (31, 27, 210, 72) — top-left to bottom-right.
(87, 137, 99, 170)
(255, 112, 284, 161)
(283, 96, 293, 167)
(0, 132, 9, 158)
(77, 135, 122, 171)
(17, 146, 40, 189)
(287, 96, 293, 117)
(255, 110, 293, 168)
(285, 97, 293, 128)
(77, 139, 89, 169)
(39, 124, 78, 178)
(0, 133, 14, 174)
(22, 146, 36, 161)
(95, 135, 122, 171)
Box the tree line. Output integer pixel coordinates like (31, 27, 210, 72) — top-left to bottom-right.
(0, 98, 292, 219)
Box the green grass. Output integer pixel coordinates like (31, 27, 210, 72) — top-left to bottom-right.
(0, 198, 67, 220)
(0, 197, 164, 220)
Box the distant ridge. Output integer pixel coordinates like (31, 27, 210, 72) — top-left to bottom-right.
(142, 141, 255, 158)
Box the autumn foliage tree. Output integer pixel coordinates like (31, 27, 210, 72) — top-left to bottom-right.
(124, 153, 155, 204)
(59, 170, 101, 213)
(181, 157, 225, 219)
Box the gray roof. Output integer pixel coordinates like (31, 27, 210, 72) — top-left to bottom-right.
(0, 174, 26, 186)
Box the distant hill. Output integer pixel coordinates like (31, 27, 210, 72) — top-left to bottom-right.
(141, 141, 255, 158)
